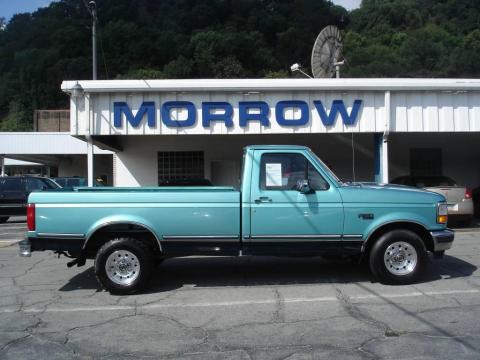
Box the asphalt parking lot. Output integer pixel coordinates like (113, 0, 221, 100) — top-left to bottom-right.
(1, 219, 480, 359)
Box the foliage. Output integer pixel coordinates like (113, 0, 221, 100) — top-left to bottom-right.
(0, 0, 479, 130)
(343, 0, 480, 77)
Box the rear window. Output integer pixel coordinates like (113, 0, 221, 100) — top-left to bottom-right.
(53, 178, 87, 187)
(413, 176, 456, 187)
(67, 178, 87, 187)
(26, 178, 60, 191)
(392, 176, 456, 188)
(53, 178, 66, 187)
(0, 178, 24, 191)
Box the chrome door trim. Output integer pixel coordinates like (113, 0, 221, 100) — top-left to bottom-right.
(163, 235, 239, 242)
(252, 234, 341, 239)
(37, 232, 85, 239)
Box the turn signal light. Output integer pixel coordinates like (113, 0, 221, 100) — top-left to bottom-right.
(437, 215, 448, 224)
(465, 189, 472, 199)
(27, 204, 35, 231)
(437, 203, 448, 224)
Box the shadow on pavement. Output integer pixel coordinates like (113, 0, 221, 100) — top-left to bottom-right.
(58, 254, 477, 294)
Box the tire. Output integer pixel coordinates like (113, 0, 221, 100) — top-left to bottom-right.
(0, 217, 8, 224)
(369, 230, 428, 285)
(95, 237, 153, 295)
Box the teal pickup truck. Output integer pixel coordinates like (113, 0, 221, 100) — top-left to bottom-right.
(19, 145, 454, 294)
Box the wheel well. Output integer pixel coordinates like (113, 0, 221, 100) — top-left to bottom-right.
(83, 223, 161, 259)
(363, 222, 434, 257)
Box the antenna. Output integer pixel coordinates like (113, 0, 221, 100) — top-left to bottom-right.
(311, 25, 344, 78)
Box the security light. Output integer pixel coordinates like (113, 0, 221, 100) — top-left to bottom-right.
(70, 82, 84, 99)
(290, 63, 312, 79)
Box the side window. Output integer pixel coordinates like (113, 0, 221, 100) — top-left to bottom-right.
(307, 162, 329, 190)
(2, 178, 24, 191)
(260, 153, 329, 191)
(54, 178, 66, 187)
(42, 178, 60, 189)
(26, 178, 49, 192)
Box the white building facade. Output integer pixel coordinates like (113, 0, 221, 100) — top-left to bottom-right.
(52, 78, 480, 189)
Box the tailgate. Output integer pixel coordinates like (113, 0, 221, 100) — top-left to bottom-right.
(424, 186, 465, 204)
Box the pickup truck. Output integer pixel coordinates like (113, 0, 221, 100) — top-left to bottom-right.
(19, 145, 454, 294)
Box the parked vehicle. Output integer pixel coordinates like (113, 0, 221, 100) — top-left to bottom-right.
(0, 176, 60, 223)
(52, 177, 105, 188)
(20, 145, 454, 294)
(472, 186, 480, 219)
(391, 175, 474, 224)
(159, 178, 212, 186)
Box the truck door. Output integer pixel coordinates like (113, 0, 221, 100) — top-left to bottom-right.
(0, 177, 27, 216)
(247, 150, 344, 255)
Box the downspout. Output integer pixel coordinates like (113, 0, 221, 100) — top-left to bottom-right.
(84, 93, 94, 187)
(382, 90, 391, 184)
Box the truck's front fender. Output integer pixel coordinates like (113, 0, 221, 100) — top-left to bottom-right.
(363, 211, 433, 241)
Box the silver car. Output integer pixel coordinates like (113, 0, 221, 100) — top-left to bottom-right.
(391, 175, 474, 224)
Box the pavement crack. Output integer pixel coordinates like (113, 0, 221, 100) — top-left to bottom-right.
(335, 288, 398, 337)
(0, 334, 31, 354)
(273, 288, 285, 323)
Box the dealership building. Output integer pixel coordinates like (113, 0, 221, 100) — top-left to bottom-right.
(1, 78, 480, 189)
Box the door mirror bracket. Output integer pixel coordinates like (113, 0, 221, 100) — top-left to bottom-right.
(296, 179, 314, 194)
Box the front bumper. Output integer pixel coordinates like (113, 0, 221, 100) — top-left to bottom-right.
(430, 229, 454, 252)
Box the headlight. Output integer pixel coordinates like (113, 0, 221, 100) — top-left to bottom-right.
(437, 203, 448, 224)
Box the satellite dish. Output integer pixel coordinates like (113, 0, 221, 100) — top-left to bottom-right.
(311, 25, 343, 78)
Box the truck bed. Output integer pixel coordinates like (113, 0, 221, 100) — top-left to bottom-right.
(28, 187, 241, 246)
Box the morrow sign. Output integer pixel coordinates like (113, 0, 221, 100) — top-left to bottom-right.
(113, 100, 363, 128)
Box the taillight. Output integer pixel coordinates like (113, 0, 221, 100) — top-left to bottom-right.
(465, 189, 472, 199)
(27, 204, 35, 231)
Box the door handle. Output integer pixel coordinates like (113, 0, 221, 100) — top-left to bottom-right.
(255, 196, 272, 204)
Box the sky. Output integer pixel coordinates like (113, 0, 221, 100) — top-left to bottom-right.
(0, 0, 362, 21)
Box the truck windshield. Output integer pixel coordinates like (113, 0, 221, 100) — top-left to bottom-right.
(308, 150, 343, 185)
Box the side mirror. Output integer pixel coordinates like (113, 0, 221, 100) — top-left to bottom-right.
(296, 179, 313, 194)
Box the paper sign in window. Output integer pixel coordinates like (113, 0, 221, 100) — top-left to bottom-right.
(265, 163, 282, 187)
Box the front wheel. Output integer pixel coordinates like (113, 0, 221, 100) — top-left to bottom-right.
(95, 237, 153, 294)
(0, 217, 9, 224)
(369, 230, 428, 285)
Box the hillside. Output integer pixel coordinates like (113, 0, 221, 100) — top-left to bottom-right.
(0, 0, 479, 130)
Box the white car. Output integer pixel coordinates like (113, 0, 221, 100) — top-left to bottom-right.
(391, 175, 474, 225)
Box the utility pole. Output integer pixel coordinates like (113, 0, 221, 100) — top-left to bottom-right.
(90, 1, 97, 80)
(86, 1, 97, 186)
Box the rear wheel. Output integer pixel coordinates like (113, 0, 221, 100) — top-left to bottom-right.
(0, 217, 9, 223)
(95, 237, 153, 294)
(369, 230, 428, 285)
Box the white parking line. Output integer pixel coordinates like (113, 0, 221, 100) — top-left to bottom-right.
(1, 288, 478, 314)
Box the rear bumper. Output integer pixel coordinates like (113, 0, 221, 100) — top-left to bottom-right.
(448, 199, 474, 216)
(19, 237, 84, 257)
(430, 229, 454, 252)
(0, 204, 26, 216)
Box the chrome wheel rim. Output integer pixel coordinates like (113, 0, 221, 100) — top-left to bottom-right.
(105, 250, 140, 286)
(383, 241, 418, 276)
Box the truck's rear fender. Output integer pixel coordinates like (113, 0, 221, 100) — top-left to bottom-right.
(83, 215, 162, 258)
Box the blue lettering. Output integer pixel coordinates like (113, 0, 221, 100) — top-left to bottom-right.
(275, 100, 309, 126)
(111, 99, 363, 129)
(113, 101, 156, 128)
(161, 101, 196, 127)
(239, 101, 270, 127)
(202, 102, 234, 127)
(314, 99, 362, 126)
